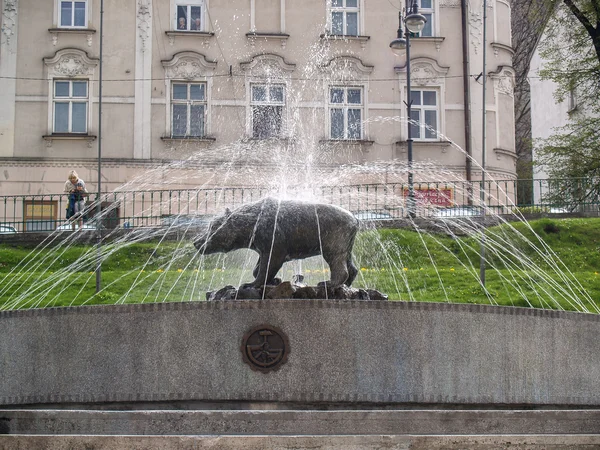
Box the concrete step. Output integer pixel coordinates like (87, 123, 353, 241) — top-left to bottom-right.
(1, 434, 600, 450)
(1, 409, 600, 435)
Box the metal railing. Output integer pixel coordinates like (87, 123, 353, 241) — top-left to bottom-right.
(1, 178, 598, 233)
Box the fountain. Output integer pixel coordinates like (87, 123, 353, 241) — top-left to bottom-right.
(1, 161, 600, 448)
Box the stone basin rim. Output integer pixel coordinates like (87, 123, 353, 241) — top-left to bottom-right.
(0, 299, 597, 321)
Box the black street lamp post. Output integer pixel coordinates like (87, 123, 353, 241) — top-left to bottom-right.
(389, 0, 426, 218)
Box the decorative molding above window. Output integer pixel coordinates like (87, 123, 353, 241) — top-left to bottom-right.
(44, 48, 99, 78)
(395, 57, 449, 87)
(489, 65, 515, 97)
(319, 55, 373, 81)
(240, 53, 296, 78)
(411, 36, 445, 52)
(42, 133, 97, 148)
(246, 32, 290, 49)
(161, 136, 215, 144)
(318, 139, 375, 154)
(319, 33, 370, 49)
(164, 30, 214, 46)
(438, 0, 460, 7)
(48, 28, 96, 47)
(319, 139, 374, 145)
(494, 147, 517, 160)
(491, 42, 514, 58)
(395, 140, 452, 153)
(161, 51, 217, 80)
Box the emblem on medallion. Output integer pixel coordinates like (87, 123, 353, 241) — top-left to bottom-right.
(241, 325, 289, 373)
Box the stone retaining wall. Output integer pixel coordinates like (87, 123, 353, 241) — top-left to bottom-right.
(0, 300, 598, 407)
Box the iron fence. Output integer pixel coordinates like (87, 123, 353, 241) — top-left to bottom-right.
(1, 178, 598, 233)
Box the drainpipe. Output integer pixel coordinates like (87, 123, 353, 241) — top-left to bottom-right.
(461, 0, 473, 192)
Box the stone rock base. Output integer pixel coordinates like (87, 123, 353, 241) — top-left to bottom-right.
(207, 280, 388, 301)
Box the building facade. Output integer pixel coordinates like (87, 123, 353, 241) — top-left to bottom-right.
(0, 0, 515, 200)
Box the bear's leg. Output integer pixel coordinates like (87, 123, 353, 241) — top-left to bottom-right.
(326, 254, 349, 287)
(346, 255, 358, 286)
(251, 253, 285, 287)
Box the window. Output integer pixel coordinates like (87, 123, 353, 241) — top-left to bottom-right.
(251, 84, 285, 138)
(171, 82, 207, 137)
(175, 1, 205, 31)
(53, 80, 88, 133)
(331, 0, 359, 36)
(59, 0, 88, 28)
(409, 90, 438, 140)
(414, 0, 433, 37)
(329, 86, 363, 139)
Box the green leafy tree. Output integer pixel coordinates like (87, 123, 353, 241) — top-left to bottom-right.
(536, 0, 600, 210)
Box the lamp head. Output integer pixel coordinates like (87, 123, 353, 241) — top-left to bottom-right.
(390, 37, 407, 57)
(405, 0, 427, 34)
(390, 11, 407, 56)
(405, 12, 427, 34)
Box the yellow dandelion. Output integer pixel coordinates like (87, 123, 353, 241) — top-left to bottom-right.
(450, 268, 455, 272)
(156, 269, 163, 273)
(177, 269, 183, 272)
(361, 267, 367, 272)
(193, 269, 199, 273)
(403, 267, 408, 272)
(381, 268, 385, 271)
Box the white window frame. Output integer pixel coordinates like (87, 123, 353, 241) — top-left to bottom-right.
(170, 81, 208, 138)
(55, 0, 89, 29)
(162, 52, 216, 139)
(172, 0, 206, 31)
(249, 83, 286, 139)
(44, 49, 98, 137)
(415, 0, 435, 37)
(52, 79, 89, 134)
(328, 85, 364, 140)
(409, 89, 439, 141)
(328, 0, 362, 36)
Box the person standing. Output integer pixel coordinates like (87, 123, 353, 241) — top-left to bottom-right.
(64, 170, 88, 230)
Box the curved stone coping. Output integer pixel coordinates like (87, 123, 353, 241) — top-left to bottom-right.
(1, 300, 599, 407)
(1, 299, 597, 321)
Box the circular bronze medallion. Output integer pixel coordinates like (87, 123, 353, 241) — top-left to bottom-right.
(241, 325, 289, 373)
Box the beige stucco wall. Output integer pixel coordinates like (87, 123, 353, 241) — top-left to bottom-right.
(1, 0, 516, 202)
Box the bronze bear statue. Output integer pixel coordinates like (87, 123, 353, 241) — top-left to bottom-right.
(194, 197, 359, 288)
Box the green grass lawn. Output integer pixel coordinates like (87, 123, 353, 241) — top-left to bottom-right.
(1, 217, 599, 312)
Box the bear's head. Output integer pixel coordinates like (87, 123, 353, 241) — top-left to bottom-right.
(194, 208, 238, 253)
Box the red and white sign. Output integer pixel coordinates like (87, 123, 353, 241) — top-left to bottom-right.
(402, 187, 453, 207)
